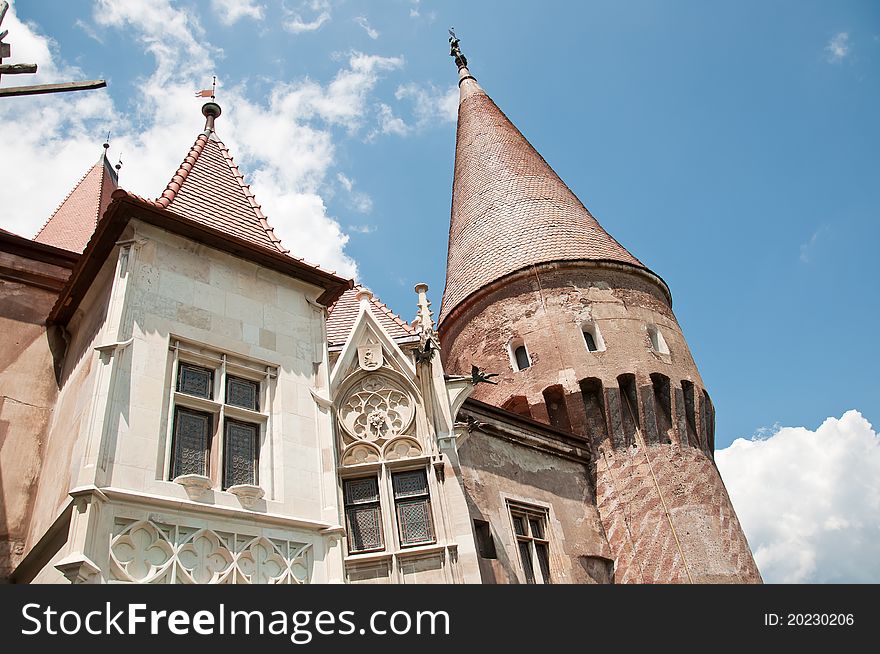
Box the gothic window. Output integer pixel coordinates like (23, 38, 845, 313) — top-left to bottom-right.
(168, 339, 273, 493)
(224, 420, 258, 489)
(171, 407, 211, 478)
(177, 364, 213, 399)
(344, 477, 384, 553)
(509, 504, 551, 584)
(392, 469, 435, 547)
(226, 376, 259, 411)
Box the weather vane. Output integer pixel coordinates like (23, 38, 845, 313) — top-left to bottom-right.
(195, 75, 217, 100)
(449, 27, 467, 69)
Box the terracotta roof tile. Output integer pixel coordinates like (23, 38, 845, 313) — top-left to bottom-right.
(34, 154, 118, 253)
(326, 285, 416, 347)
(155, 130, 288, 254)
(439, 67, 647, 324)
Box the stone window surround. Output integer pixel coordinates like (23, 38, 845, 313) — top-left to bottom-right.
(339, 457, 438, 560)
(507, 337, 532, 372)
(580, 320, 606, 353)
(165, 336, 277, 501)
(504, 497, 553, 584)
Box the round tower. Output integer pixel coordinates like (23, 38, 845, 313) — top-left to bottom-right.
(439, 38, 761, 583)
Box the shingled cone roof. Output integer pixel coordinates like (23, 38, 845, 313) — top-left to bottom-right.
(34, 146, 118, 253)
(153, 102, 287, 254)
(439, 56, 648, 325)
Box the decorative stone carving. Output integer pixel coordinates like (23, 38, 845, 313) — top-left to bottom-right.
(383, 437, 423, 461)
(173, 473, 213, 499)
(109, 519, 312, 584)
(341, 442, 382, 466)
(357, 338, 383, 371)
(227, 484, 266, 509)
(338, 375, 414, 445)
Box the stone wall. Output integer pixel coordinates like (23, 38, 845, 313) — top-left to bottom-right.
(441, 261, 761, 583)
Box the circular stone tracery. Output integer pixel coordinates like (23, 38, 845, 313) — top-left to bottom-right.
(339, 376, 414, 443)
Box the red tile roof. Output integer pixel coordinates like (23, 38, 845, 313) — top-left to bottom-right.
(155, 129, 288, 254)
(327, 285, 416, 347)
(439, 66, 648, 325)
(34, 153, 118, 253)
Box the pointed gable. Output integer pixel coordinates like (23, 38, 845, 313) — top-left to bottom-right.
(35, 152, 118, 253)
(327, 285, 416, 348)
(154, 103, 287, 254)
(439, 63, 648, 324)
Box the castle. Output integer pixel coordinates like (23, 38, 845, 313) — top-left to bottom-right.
(0, 39, 761, 584)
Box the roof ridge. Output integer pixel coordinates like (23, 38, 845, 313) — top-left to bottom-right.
(155, 132, 209, 208)
(34, 164, 95, 239)
(370, 295, 415, 333)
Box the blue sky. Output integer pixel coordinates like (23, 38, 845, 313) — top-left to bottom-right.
(2, 1, 879, 580)
(3, 0, 877, 445)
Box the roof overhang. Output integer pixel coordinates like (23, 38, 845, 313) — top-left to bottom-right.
(0, 229, 79, 292)
(48, 192, 353, 325)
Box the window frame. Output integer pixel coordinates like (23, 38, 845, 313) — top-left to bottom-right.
(343, 476, 386, 554)
(166, 338, 274, 493)
(340, 462, 438, 558)
(507, 337, 532, 372)
(508, 502, 552, 584)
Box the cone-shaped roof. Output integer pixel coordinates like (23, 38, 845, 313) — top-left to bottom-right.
(154, 102, 288, 254)
(35, 147, 118, 253)
(439, 58, 649, 325)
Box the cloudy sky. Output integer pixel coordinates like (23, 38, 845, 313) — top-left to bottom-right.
(1, 1, 877, 582)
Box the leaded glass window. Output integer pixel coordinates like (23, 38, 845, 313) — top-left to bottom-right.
(171, 407, 211, 478)
(510, 505, 551, 584)
(226, 376, 259, 411)
(177, 364, 213, 399)
(224, 420, 258, 488)
(392, 469, 435, 547)
(344, 477, 383, 553)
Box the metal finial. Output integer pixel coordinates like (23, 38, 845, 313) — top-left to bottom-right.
(211, 74, 216, 100)
(103, 131, 110, 150)
(449, 27, 468, 69)
(115, 153, 122, 173)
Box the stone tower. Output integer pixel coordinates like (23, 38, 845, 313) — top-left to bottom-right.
(439, 38, 761, 583)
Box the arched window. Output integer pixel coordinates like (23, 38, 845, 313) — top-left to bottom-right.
(514, 346, 530, 371)
(508, 338, 532, 371)
(581, 322, 605, 353)
(647, 325, 669, 354)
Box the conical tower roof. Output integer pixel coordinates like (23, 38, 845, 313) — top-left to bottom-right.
(154, 101, 287, 254)
(35, 145, 118, 253)
(439, 42, 648, 325)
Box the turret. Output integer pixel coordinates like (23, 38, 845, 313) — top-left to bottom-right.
(439, 34, 761, 583)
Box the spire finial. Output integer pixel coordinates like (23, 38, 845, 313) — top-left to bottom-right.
(449, 27, 468, 70)
(197, 76, 221, 133)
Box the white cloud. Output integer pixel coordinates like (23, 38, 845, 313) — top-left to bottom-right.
(716, 410, 880, 583)
(826, 32, 850, 63)
(375, 103, 410, 137)
(0, 1, 409, 279)
(799, 226, 829, 263)
(349, 224, 376, 234)
(369, 83, 457, 139)
(336, 173, 373, 214)
(354, 16, 379, 40)
(211, 0, 264, 25)
(395, 82, 458, 125)
(283, 0, 330, 34)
